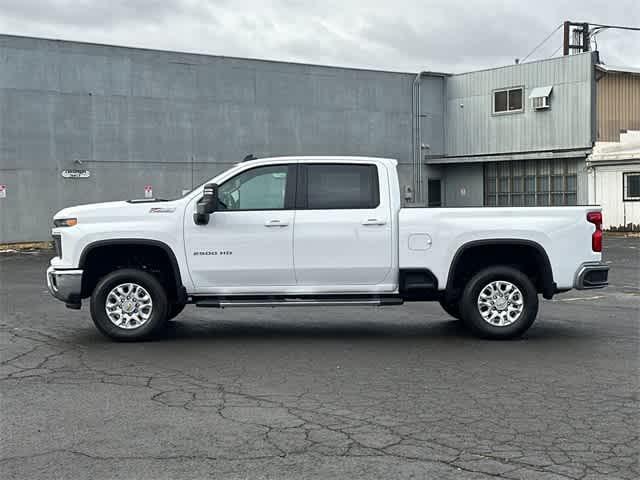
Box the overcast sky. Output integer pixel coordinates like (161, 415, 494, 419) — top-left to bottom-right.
(0, 0, 638, 73)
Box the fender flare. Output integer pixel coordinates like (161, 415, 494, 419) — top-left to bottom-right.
(78, 239, 187, 303)
(445, 239, 556, 299)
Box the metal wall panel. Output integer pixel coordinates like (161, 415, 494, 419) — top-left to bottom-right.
(0, 35, 444, 242)
(596, 72, 640, 141)
(442, 163, 484, 207)
(444, 53, 595, 158)
(591, 165, 640, 230)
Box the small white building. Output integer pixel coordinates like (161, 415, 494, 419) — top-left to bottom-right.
(587, 131, 640, 231)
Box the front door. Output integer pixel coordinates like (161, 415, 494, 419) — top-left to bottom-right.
(184, 163, 297, 292)
(293, 162, 393, 287)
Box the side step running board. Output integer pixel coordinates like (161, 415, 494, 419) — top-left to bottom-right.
(193, 295, 403, 308)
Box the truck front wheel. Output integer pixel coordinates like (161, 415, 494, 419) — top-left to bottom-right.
(459, 266, 538, 339)
(167, 302, 186, 320)
(438, 298, 461, 320)
(90, 269, 169, 341)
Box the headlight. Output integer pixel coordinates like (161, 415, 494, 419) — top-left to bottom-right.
(53, 218, 77, 227)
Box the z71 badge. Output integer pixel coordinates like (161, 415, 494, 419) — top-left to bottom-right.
(193, 250, 233, 256)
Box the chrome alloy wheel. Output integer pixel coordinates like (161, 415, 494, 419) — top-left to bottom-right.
(105, 283, 153, 329)
(477, 280, 524, 327)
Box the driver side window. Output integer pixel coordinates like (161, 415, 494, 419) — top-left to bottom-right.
(218, 165, 289, 211)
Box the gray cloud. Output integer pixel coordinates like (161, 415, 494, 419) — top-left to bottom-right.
(0, 0, 212, 28)
(0, 0, 637, 72)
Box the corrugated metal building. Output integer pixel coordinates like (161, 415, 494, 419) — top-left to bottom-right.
(596, 65, 640, 141)
(0, 34, 634, 242)
(431, 52, 596, 208)
(587, 65, 640, 231)
(587, 130, 640, 231)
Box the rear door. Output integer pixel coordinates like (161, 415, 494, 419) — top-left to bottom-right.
(293, 162, 392, 287)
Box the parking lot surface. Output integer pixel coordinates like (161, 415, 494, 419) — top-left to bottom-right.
(1, 236, 638, 479)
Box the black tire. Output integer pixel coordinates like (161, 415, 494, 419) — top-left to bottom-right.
(167, 302, 186, 320)
(90, 268, 169, 341)
(459, 266, 538, 340)
(439, 298, 461, 319)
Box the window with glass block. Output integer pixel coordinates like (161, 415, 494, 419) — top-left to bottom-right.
(484, 159, 577, 207)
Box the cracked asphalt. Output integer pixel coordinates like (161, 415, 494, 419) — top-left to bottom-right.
(1, 236, 638, 480)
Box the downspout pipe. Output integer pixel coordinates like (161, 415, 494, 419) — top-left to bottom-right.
(413, 71, 434, 203)
(412, 71, 435, 203)
(412, 73, 423, 203)
(412, 70, 449, 204)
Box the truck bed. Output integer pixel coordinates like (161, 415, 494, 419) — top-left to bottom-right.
(399, 206, 602, 290)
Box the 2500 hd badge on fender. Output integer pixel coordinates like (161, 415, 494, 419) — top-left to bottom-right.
(47, 156, 609, 341)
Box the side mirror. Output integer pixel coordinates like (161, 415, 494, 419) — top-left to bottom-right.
(194, 183, 219, 225)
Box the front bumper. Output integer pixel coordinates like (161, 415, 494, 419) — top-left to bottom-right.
(46, 266, 83, 304)
(574, 262, 609, 290)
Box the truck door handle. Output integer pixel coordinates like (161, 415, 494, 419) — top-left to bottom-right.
(362, 218, 386, 226)
(264, 219, 289, 227)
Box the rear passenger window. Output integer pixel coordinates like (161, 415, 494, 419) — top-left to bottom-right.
(305, 164, 379, 209)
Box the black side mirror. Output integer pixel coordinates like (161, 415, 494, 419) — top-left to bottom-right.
(194, 183, 219, 225)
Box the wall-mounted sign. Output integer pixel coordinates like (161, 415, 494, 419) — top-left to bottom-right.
(0, 185, 6, 198)
(61, 169, 90, 179)
(144, 185, 153, 198)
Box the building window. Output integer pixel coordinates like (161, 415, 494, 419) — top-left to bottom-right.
(623, 172, 640, 201)
(484, 159, 577, 207)
(493, 87, 523, 114)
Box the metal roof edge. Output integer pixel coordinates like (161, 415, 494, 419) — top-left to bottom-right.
(449, 52, 595, 77)
(0, 32, 451, 77)
(427, 148, 592, 164)
(595, 64, 640, 75)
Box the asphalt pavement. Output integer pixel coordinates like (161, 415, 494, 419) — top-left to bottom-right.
(1, 236, 638, 479)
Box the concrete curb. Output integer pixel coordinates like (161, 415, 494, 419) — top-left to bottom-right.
(0, 241, 53, 252)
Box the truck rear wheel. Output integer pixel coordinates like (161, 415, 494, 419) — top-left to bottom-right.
(90, 269, 169, 341)
(459, 266, 538, 339)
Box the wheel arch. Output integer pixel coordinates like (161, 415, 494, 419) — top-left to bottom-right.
(78, 239, 186, 302)
(445, 239, 555, 300)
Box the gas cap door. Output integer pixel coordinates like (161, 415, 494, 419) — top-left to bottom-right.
(408, 233, 433, 251)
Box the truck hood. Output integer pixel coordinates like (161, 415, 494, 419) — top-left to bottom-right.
(54, 201, 130, 219)
(53, 199, 179, 224)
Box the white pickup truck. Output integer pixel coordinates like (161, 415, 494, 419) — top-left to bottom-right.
(47, 156, 609, 341)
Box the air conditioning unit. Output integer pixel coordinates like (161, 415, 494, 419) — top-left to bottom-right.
(529, 85, 553, 111)
(532, 95, 550, 110)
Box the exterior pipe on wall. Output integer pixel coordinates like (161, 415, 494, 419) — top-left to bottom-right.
(413, 71, 446, 204)
(412, 72, 426, 203)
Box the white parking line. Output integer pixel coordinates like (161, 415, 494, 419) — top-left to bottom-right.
(555, 295, 606, 302)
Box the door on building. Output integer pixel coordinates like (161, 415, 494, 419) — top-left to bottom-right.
(293, 162, 393, 288)
(428, 179, 442, 207)
(184, 163, 297, 291)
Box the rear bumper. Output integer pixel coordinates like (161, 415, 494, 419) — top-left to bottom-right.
(574, 262, 609, 290)
(46, 266, 83, 304)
